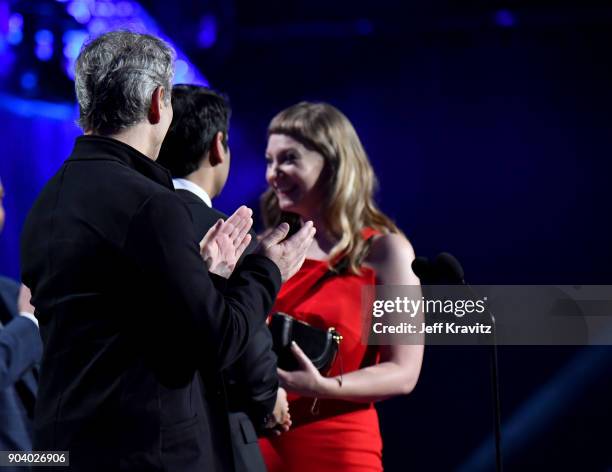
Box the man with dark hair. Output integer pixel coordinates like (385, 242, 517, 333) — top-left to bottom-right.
(158, 85, 231, 186)
(0, 177, 41, 469)
(159, 85, 233, 226)
(20, 31, 314, 472)
(157, 85, 286, 472)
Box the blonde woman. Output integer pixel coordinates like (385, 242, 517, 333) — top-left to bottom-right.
(258, 102, 424, 471)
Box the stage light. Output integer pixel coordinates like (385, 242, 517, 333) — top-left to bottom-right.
(20, 71, 38, 90)
(62, 29, 88, 78)
(494, 9, 516, 28)
(34, 29, 53, 44)
(7, 13, 23, 45)
(35, 43, 53, 61)
(87, 18, 108, 35)
(115, 2, 132, 17)
(67, 1, 91, 25)
(62, 29, 87, 59)
(2, 0, 208, 115)
(197, 15, 217, 49)
(174, 59, 195, 83)
(95, 2, 116, 18)
(34, 29, 54, 61)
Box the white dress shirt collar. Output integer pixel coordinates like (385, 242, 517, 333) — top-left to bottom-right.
(172, 178, 212, 208)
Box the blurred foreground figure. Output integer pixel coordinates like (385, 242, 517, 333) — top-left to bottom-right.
(0, 177, 41, 469)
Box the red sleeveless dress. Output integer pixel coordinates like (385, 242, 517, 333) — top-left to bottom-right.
(259, 228, 383, 472)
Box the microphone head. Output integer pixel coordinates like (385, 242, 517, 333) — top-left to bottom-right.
(434, 252, 465, 283)
(411, 256, 432, 281)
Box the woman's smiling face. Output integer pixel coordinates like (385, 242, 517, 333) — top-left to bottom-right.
(265, 133, 327, 217)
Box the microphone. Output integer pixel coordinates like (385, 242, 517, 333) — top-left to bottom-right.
(434, 252, 465, 284)
(411, 256, 433, 282)
(414, 251, 503, 472)
(412, 252, 465, 284)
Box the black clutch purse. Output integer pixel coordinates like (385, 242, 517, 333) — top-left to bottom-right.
(268, 312, 342, 374)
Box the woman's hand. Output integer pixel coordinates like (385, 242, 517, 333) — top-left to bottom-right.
(199, 206, 252, 278)
(277, 341, 332, 397)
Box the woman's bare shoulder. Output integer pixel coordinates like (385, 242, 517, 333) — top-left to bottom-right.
(366, 233, 415, 264)
(364, 233, 417, 283)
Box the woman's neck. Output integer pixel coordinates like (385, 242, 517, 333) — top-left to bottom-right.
(300, 212, 337, 258)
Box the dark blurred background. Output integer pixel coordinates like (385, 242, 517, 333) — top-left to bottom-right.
(1, 1, 611, 470)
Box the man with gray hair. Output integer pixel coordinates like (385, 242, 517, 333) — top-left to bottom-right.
(20, 31, 314, 472)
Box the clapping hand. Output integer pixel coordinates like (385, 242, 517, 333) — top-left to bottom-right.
(199, 206, 253, 278)
(255, 221, 316, 282)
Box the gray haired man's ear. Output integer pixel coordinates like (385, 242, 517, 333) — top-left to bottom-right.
(148, 86, 166, 125)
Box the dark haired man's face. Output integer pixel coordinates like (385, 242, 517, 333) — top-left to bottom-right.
(217, 134, 231, 196)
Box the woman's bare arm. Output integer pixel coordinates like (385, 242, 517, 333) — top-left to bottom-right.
(278, 233, 425, 402)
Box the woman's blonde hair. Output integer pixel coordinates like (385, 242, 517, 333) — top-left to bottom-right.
(261, 102, 402, 275)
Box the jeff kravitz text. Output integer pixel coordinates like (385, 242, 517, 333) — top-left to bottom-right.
(372, 321, 492, 334)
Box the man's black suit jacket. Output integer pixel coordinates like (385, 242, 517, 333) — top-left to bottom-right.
(176, 188, 277, 472)
(19, 136, 281, 472)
